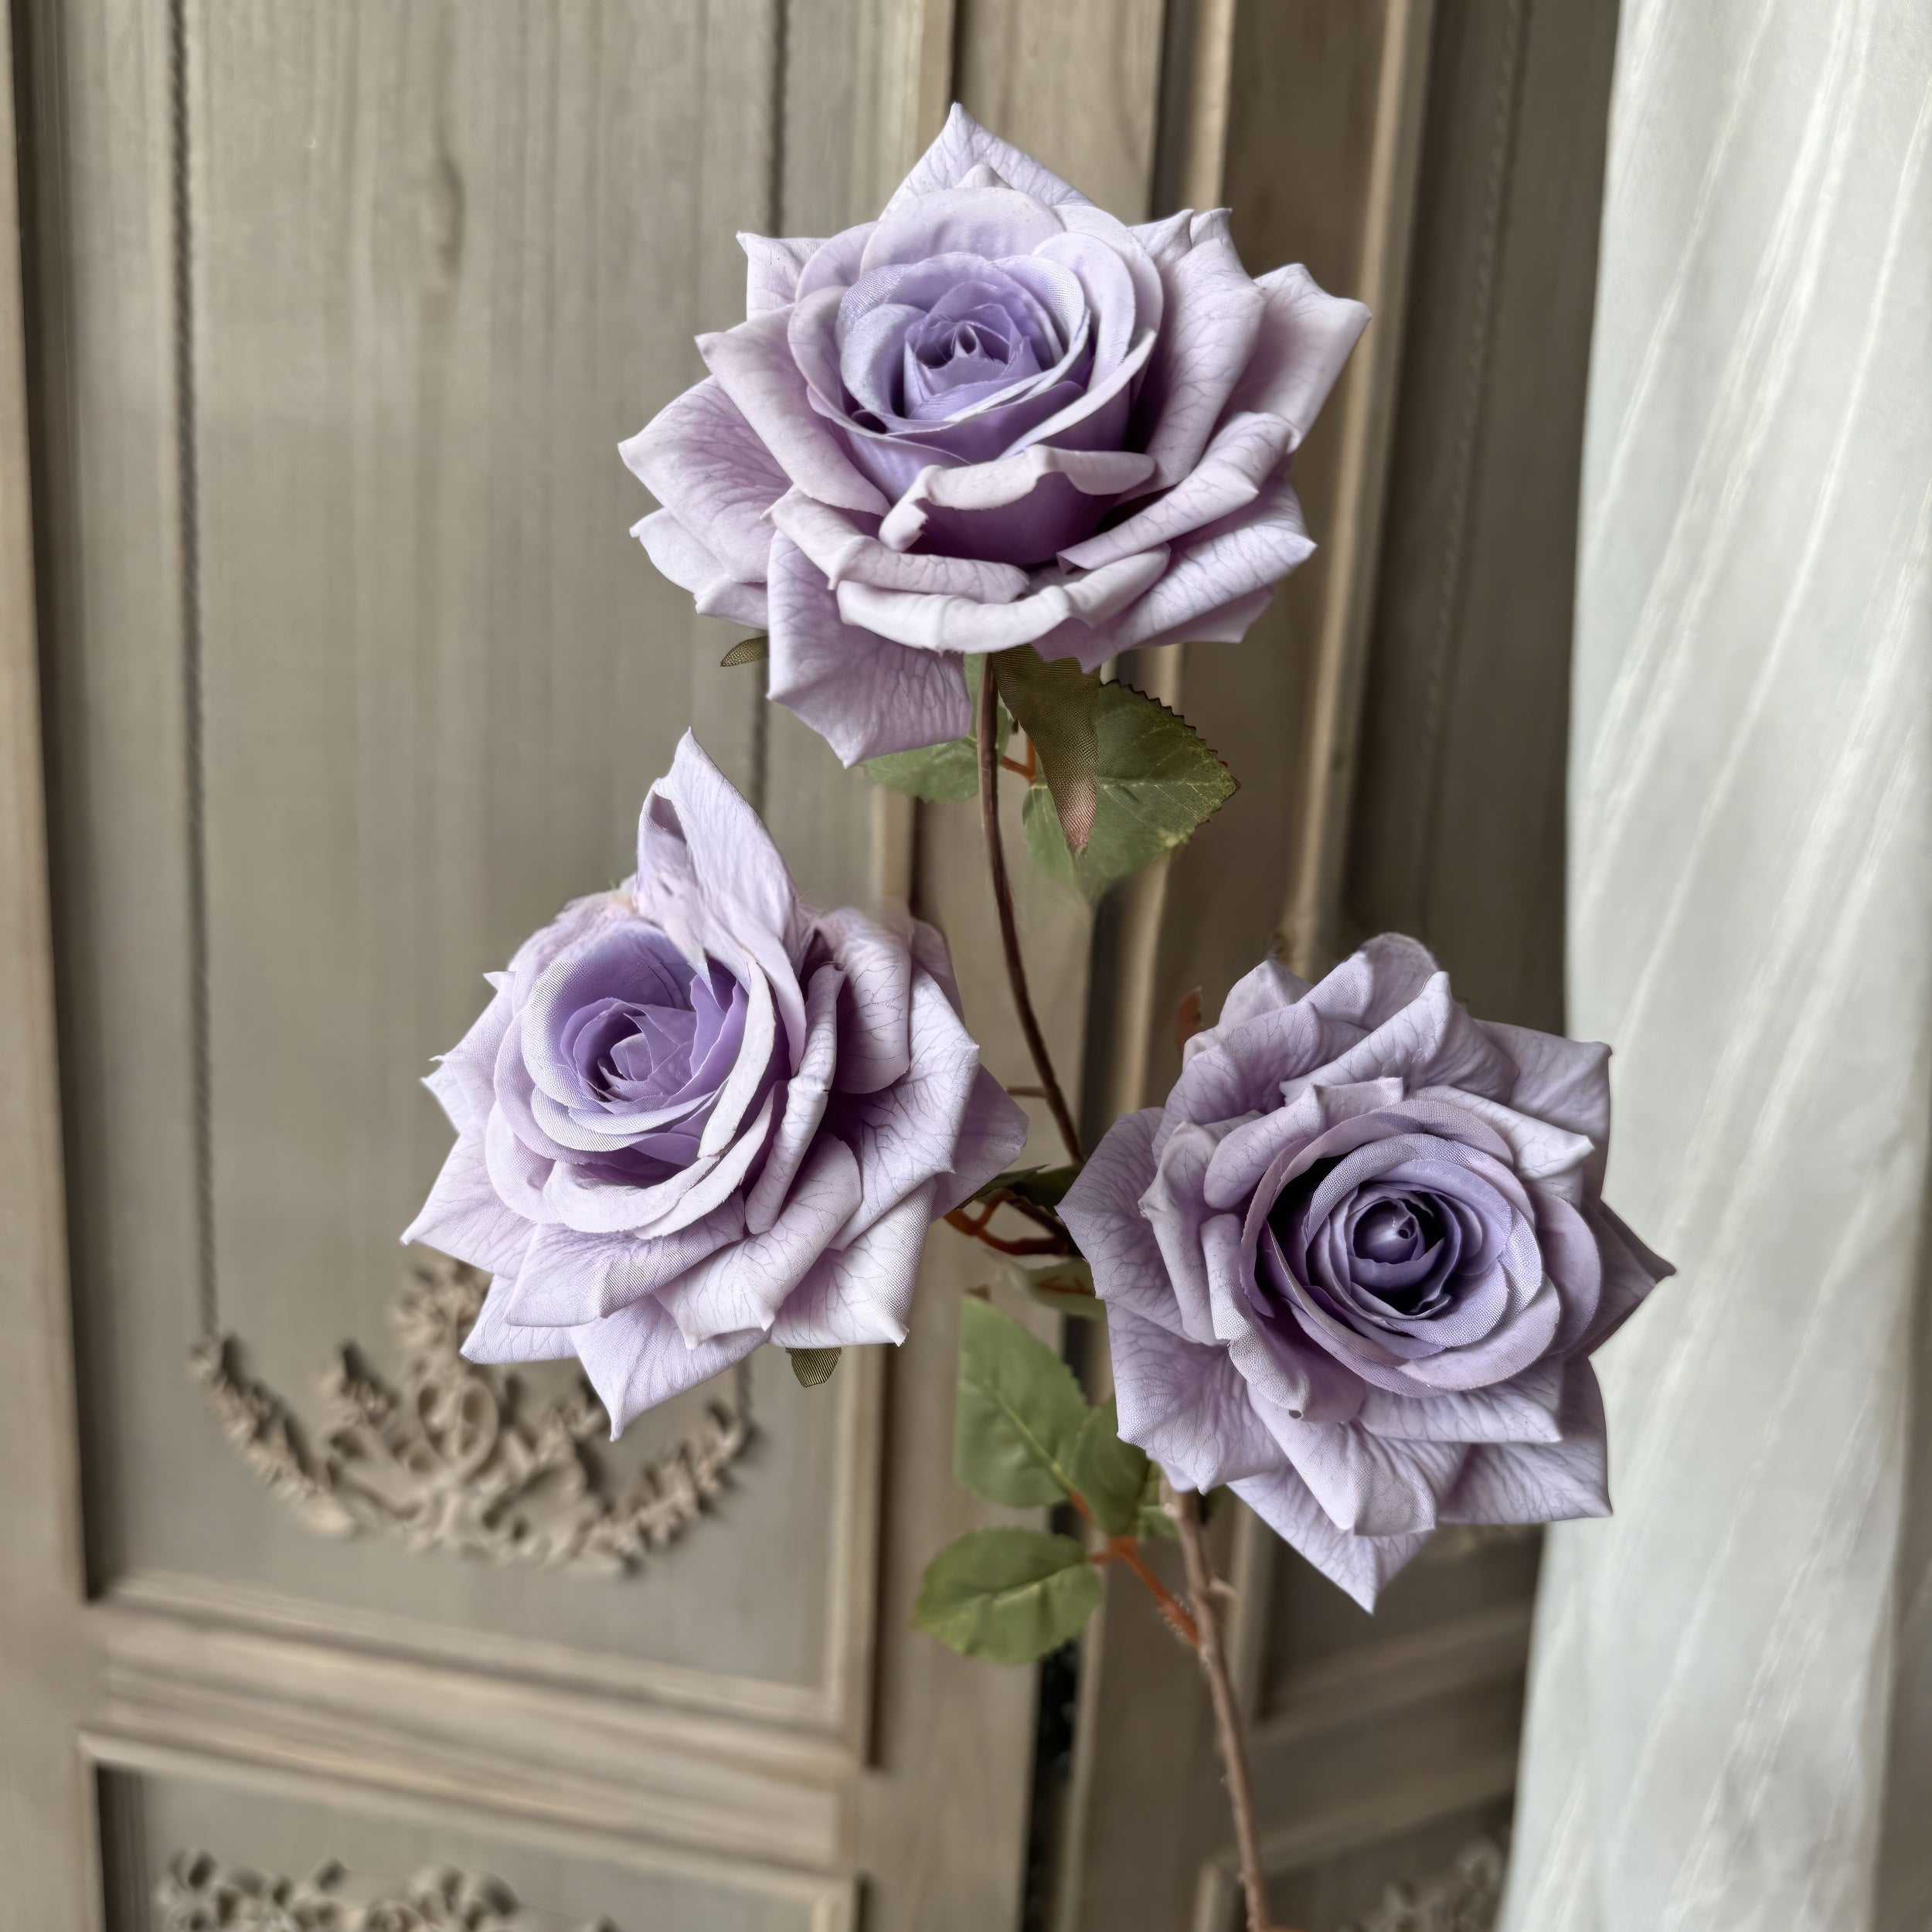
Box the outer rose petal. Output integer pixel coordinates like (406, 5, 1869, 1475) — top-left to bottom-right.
(699, 310, 889, 516)
(1260, 1406, 1469, 1536)
(1224, 262, 1371, 448)
(837, 546, 1166, 653)
(423, 988, 510, 1136)
(770, 1181, 939, 1347)
(1439, 1359, 1611, 1524)
(1060, 1108, 1191, 1338)
(620, 376, 787, 582)
(769, 491, 1029, 604)
(569, 1295, 764, 1438)
(654, 1136, 865, 1341)
(738, 231, 823, 315)
(1135, 210, 1267, 488)
(1058, 411, 1293, 571)
(403, 1131, 536, 1276)
(1107, 1306, 1283, 1492)
(886, 102, 1089, 213)
(877, 447, 1158, 565)
(815, 907, 914, 1093)
(460, 1281, 580, 1366)
(767, 533, 972, 763)
(936, 1068, 1031, 1213)
(633, 511, 770, 628)
(1230, 1460, 1430, 1611)
(502, 1206, 745, 1328)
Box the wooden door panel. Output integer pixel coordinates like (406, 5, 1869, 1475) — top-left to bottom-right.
(102, 1767, 851, 1932)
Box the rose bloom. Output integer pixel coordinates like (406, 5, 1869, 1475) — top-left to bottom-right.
(624, 104, 1367, 765)
(1060, 937, 1672, 1607)
(404, 734, 1026, 1430)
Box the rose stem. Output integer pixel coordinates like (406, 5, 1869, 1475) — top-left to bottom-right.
(975, 661, 1083, 1162)
(1173, 1486, 1282, 1932)
(1068, 1490, 1200, 1648)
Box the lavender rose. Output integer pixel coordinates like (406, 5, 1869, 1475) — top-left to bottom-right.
(1060, 937, 1672, 1608)
(403, 733, 1027, 1430)
(623, 104, 1368, 766)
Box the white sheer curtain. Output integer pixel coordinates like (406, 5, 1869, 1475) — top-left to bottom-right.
(1500, 2, 1932, 1928)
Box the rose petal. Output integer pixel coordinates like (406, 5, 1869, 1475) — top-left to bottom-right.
(837, 545, 1167, 654)
(502, 1203, 745, 1327)
(770, 1181, 939, 1347)
(570, 1295, 763, 1438)
(1439, 1360, 1611, 1524)
(1262, 1407, 1468, 1536)
(815, 906, 915, 1094)
(886, 103, 1088, 213)
(1058, 411, 1292, 571)
(1060, 1109, 1190, 1338)
(768, 489, 1030, 603)
(1134, 209, 1267, 488)
(1106, 1304, 1283, 1492)
(403, 1131, 536, 1276)
(699, 309, 889, 515)
(1218, 957, 1311, 1030)
(832, 968, 981, 1241)
(423, 987, 511, 1137)
(621, 377, 787, 582)
(459, 1281, 581, 1366)
(1229, 1460, 1430, 1611)
(631, 511, 770, 627)
(878, 446, 1158, 557)
(1356, 1356, 1566, 1445)
(743, 963, 842, 1234)
(767, 533, 972, 763)
(1223, 262, 1370, 449)
(1142, 1121, 1236, 1345)
(655, 1136, 865, 1342)
(1577, 1201, 1673, 1353)
(1480, 1020, 1613, 1154)
(937, 1067, 1032, 1213)
(738, 230, 824, 315)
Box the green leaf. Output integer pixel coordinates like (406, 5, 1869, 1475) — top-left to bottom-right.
(863, 655, 1010, 800)
(1000, 1255, 1103, 1321)
(913, 1527, 1102, 1663)
(1019, 679, 1236, 901)
(862, 737, 981, 801)
(787, 1346, 841, 1388)
(954, 1294, 1090, 1507)
(970, 1163, 1081, 1211)
(719, 634, 769, 667)
(1068, 1396, 1150, 1537)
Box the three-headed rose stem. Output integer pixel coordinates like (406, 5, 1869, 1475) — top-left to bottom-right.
(974, 664, 1282, 1930)
(974, 664, 1083, 1162)
(1174, 1488, 1282, 1932)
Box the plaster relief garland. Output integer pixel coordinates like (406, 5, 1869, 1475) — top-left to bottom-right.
(155, 1852, 613, 1932)
(1341, 1835, 1505, 1932)
(192, 1257, 750, 1575)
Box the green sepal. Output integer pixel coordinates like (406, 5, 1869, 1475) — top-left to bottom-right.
(787, 1346, 841, 1388)
(954, 1294, 1088, 1507)
(913, 1526, 1102, 1664)
(1066, 1396, 1150, 1537)
(970, 1164, 1081, 1211)
(719, 634, 769, 667)
(999, 1254, 1103, 1320)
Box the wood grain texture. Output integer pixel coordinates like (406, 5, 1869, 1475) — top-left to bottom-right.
(0, 4, 101, 1920)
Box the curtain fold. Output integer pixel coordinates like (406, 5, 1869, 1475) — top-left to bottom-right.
(1501, 2, 1932, 1927)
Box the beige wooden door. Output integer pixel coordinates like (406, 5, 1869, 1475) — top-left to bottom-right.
(0, 3, 1618, 1929)
(0, 2, 1076, 1926)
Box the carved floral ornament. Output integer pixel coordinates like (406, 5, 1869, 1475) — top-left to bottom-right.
(155, 1852, 614, 1932)
(1340, 1836, 1505, 1932)
(191, 1257, 750, 1576)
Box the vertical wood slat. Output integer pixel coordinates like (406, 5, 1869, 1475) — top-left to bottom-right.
(0, 0, 100, 1917)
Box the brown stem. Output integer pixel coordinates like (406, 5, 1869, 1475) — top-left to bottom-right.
(1173, 1487, 1281, 1932)
(940, 1206, 1066, 1257)
(976, 663, 1083, 1161)
(1069, 1492, 1200, 1648)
